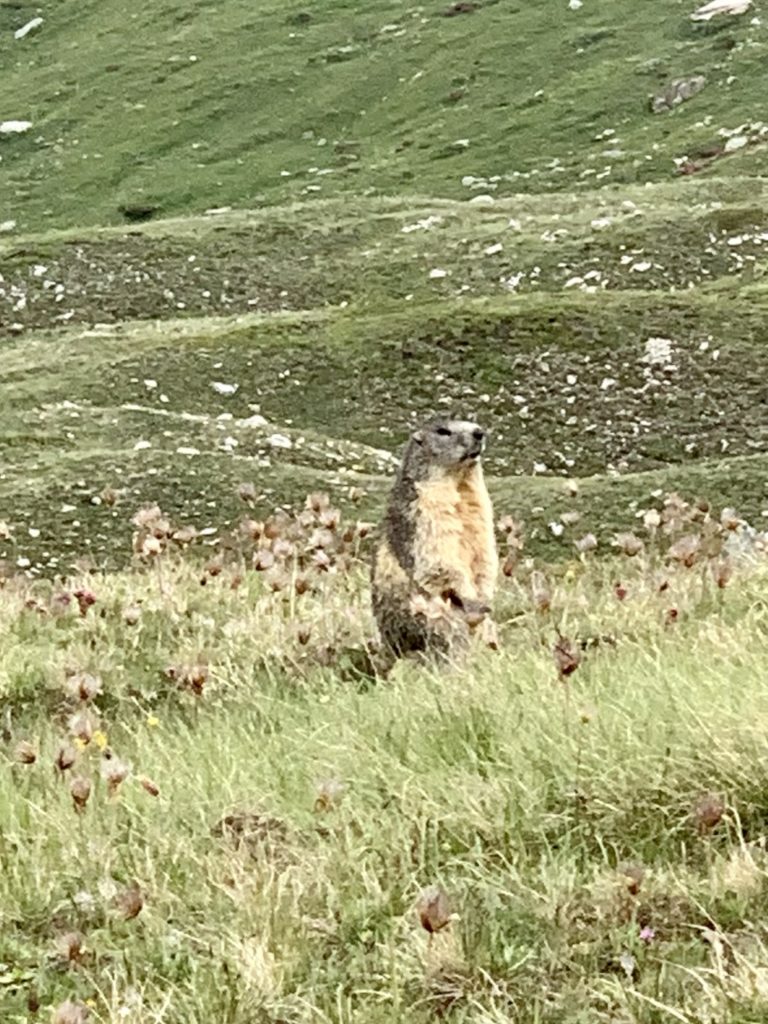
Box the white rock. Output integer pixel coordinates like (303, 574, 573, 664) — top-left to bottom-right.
(0, 120, 32, 134)
(469, 194, 495, 205)
(239, 413, 268, 428)
(503, 271, 524, 290)
(268, 433, 293, 450)
(569, 0, 583, 8)
(644, 337, 673, 364)
(401, 215, 442, 233)
(14, 17, 43, 39)
(134, 440, 152, 451)
(630, 260, 652, 272)
(0, 220, 16, 233)
(143, 379, 158, 390)
(461, 175, 476, 186)
(210, 381, 238, 396)
(176, 446, 200, 456)
(549, 521, 565, 537)
(484, 242, 503, 256)
(429, 268, 448, 279)
(691, 0, 751, 20)
(724, 134, 748, 152)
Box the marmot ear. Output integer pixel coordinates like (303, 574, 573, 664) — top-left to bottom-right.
(411, 429, 424, 445)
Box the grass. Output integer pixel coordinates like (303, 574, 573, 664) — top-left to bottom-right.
(4, 493, 768, 1022)
(2, 183, 768, 568)
(1, 0, 768, 232)
(2, 0, 768, 1019)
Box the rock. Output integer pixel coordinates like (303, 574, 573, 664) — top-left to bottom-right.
(210, 381, 238, 396)
(239, 414, 268, 428)
(441, 1, 478, 15)
(268, 433, 293, 450)
(644, 337, 673, 364)
(651, 76, 706, 113)
(569, 0, 583, 8)
(724, 133, 748, 151)
(117, 202, 160, 222)
(691, 0, 751, 20)
(14, 17, 43, 39)
(0, 220, 16, 233)
(0, 120, 32, 134)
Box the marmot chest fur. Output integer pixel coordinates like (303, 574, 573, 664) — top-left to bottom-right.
(371, 417, 497, 656)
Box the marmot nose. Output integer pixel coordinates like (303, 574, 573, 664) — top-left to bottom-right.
(472, 428, 485, 441)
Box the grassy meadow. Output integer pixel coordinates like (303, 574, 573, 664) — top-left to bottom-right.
(2, 0, 768, 1020)
(4, 495, 768, 1023)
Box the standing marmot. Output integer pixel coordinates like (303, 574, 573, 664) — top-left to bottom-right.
(371, 417, 497, 659)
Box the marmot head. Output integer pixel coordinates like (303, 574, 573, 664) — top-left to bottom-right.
(407, 417, 487, 475)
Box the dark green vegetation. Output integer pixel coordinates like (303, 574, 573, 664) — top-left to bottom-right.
(2, 185, 768, 568)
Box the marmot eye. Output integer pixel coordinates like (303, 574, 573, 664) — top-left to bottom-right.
(435, 427, 452, 436)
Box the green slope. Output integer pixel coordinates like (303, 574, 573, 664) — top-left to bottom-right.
(1, 3, 768, 570)
(1, 0, 767, 232)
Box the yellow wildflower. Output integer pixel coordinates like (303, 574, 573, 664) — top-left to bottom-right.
(92, 730, 108, 751)
(146, 714, 160, 728)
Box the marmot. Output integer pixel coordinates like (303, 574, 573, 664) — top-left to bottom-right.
(371, 417, 497, 659)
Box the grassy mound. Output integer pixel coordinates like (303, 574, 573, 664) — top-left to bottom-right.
(1, 183, 768, 569)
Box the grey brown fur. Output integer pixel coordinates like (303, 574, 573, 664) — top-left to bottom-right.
(371, 417, 497, 660)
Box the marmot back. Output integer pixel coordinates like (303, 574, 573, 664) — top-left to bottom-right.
(371, 417, 497, 659)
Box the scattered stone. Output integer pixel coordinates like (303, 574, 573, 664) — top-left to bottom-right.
(239, 413, 268, 428)
(117, 202, 160, 222)
(14, 17, 43, 39)
(441, 1, 479, 15)
(691, 0, 751, 20)
(210, 381, 239, 396)
(644, 337, 673, 365)
(0, 120, 32, 134)
(651, 76, 706, 114)
(0, 220, 16, 233)
(724, 134, 748, 151)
